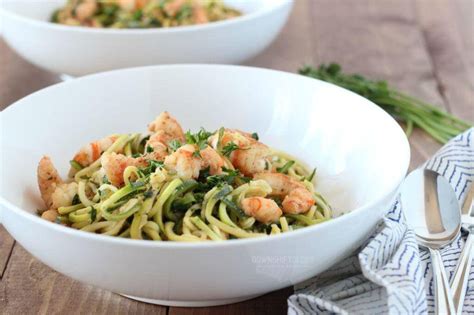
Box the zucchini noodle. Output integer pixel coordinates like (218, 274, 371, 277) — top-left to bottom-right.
(39, 124, 335, 242)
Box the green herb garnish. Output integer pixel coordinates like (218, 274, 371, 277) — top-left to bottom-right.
(251, 132, 259, 141)
(276, 160, 295, 174)
(221, 198, 247, 219)
(102, 175, 110, 184)
(185, 128, 213, 157)
(168, 139, 182, 152)
(72, 194, 81, 205)
(221, 142, 239, 157)
(306, 168, 316, 182)
(139, 160, 164, 176)
(299, 63, 472, 143)
(89, 206, 97, 221)
(70, 160, 83, 171)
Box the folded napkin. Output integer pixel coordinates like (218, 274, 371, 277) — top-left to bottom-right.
(288, 128, 474, 314)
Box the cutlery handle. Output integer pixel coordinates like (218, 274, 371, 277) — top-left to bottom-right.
(430, 248, 456, 315)
(451, 233, 474, 314)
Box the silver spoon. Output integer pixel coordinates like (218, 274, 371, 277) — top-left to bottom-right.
(451, 184, 474, 314)
(400, 169, 461, 315)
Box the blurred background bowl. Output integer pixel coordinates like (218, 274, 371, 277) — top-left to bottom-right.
(0, 0, 293, 76)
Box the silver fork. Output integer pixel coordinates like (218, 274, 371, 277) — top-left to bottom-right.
(451, 184, 474, 314)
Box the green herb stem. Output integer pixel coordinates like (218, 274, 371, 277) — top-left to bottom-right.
(299, 63, 472, 144)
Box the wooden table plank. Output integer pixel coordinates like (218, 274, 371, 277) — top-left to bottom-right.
(0, 40, 59, 110)
(307, 0, 451, 166)
(415, 0, 474, 121)
(0, 227, 14, 279)
(0, 244, 167, 315)
(244, 0, 314, 71)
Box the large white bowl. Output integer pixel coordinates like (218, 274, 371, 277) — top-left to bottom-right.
(0, 0, 293, 76)
(0, 65, 410, 307)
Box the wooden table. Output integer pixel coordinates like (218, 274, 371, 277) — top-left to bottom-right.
(1, 1, 472, 313)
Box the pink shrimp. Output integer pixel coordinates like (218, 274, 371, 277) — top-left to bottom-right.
(72, 135, 119, 168)
(37, 156, 78, 210)
(164, 144, 202, 180)
(101, 152, 148, 187)
(241, 197, 282, 224)
(148, 112, 185, 142)
(208, 129, 272, 176)
(253, 173, 315, 214)
(192, 3, 209, 24)
(200, 146, 225, 175)
(75, 0, 98, 21)
(163, 0, 186, 17)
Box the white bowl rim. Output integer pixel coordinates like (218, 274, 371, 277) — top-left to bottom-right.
(0, 64, 410, 249)
(0, 0, 292, 35)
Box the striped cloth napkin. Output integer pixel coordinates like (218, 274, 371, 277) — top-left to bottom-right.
(288, 128, 474, 314)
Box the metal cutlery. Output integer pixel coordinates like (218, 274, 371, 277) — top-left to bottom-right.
(400, 169, 461, 314)
(451, 183, 474, 314)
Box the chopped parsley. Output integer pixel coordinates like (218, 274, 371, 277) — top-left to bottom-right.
(168, 139, 182, 152)
(221, 198, 247, 219)
(102, 175, 110, 184)
(72, 194, 81, 205)
(306, 168, 316, 182)
(89, 206, 97, 221)
(146, 145, 154, 153)
(251, 132, 259, 141)
(214, 184, 233, 199)
(69, 160, 83, 171)
(138, 160, 164, 176)
(276, 160, 295, 174)
(205, 168, 250, 187)
(221, 142, 239, 157)
(185, 128, 213, 157)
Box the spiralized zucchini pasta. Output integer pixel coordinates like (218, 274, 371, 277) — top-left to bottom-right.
(51, 0, 241, 28)
(37, 112, 332, 241)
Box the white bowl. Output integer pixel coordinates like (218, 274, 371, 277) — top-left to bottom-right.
(0, 0, 293, 76)
(0, 65, 410, 307)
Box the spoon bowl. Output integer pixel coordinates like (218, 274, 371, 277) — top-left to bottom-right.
(400, 169, 461, 246)
(400, 168, 461, 314)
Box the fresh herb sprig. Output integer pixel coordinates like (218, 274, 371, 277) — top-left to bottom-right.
(299, 63, 472, 143)
(185, 128, 213, 157)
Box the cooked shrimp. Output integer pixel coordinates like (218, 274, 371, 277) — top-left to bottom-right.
(75, 0, 97, 21)
(208, 129, 254, 149)
(208, 129, 272, 176)
(38, 156, 78, 210)
(200, 146, 225, 175)
(231, 142, 272, 176)
(192, 3, 208, 24)
(50, 181, 79, 210)
(241, 197, 282, 224)
(145, 130, 173, 160)
(72, 135, 119, 168)
(38, 156, 62, 208)
(101, 152, 147, 187)
(253, 173, 315, 214)
(282, 188, 315, 214)
(41, 210, 59, 222)
(117, 0, 149, 11)
(163, 0, 186, 17)
(253, 173, 304, 196)
(164, 144, 202, 179)
(148, 112, 185, 142)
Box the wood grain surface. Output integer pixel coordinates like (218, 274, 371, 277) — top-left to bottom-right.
(0, 0, 472, 314)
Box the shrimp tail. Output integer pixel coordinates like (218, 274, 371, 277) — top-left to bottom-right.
(37, 156, 63, 209)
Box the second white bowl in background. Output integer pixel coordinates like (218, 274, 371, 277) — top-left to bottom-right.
(0, 0, 293, 76)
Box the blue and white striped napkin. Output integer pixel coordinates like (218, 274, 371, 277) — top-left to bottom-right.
(288, 128, 474, 314)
